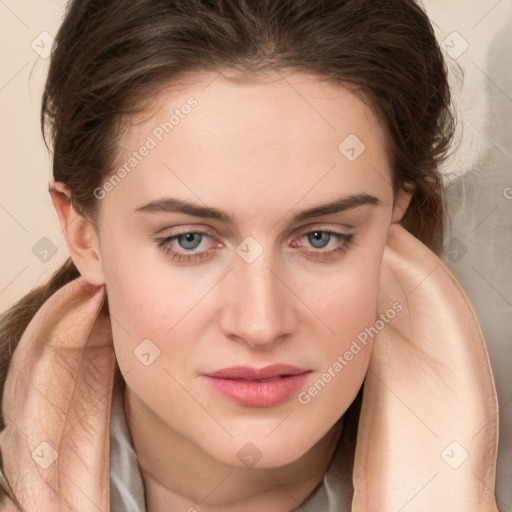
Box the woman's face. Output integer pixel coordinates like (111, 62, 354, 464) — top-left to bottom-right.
(95, 70, 400, 468)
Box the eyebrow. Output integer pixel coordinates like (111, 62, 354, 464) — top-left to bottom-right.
(135, 193, 380, 225)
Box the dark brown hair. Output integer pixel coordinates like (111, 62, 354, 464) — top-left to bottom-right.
(1, 0, 455, 429)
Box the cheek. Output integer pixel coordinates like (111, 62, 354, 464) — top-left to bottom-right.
(101, 245, 220, 384)
(294, 250, 382, 407)
(300, 249, 382, 346)
(99, 236, 169, 370)
(100, 227, 191, 332)
(326, 271, 379, 337)
(295, 283, 376, 435)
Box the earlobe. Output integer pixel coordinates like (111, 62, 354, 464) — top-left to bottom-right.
(49, 181, 106, 285)
(391, 189, 413, 224)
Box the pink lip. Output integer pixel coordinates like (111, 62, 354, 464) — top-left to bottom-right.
(202, 364, 311, 407)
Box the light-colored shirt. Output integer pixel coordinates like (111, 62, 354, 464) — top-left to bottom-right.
(110, 382, 357, 511)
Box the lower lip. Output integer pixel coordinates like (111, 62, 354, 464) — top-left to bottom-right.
(203, 372, 311, 407)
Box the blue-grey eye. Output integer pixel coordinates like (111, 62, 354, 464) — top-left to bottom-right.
(177, 232, 203, 250)
(307, 231, 331, 249)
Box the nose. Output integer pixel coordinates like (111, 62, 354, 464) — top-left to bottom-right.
(220, 252, 297, 350)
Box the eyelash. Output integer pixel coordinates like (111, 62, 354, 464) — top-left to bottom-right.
(155, 228, 355, 263)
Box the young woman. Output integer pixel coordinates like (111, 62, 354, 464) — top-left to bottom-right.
(0, 1, 499, 511)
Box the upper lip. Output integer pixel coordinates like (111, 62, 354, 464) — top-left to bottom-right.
(204, 364, 310, 380)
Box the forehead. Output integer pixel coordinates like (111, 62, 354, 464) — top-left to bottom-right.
(101, 70, 392, 219)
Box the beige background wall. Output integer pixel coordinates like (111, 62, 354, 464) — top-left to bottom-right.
(1, 1, 69, 306)
(1, 1, 511, 509)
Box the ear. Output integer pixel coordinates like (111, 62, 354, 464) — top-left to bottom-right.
(49, 181, 106, 285)
(390, 188, 413, 224)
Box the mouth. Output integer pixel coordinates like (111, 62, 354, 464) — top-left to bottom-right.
(202, 364, 312, 407)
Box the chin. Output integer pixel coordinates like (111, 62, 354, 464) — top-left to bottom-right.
(206, 425, 325, 470)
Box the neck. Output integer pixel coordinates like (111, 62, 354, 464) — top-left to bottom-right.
(123, 387, 344, 512)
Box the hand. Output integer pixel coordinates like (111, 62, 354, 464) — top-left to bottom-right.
(0, 277, 116, 512)
(352, 223, 499, 511)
